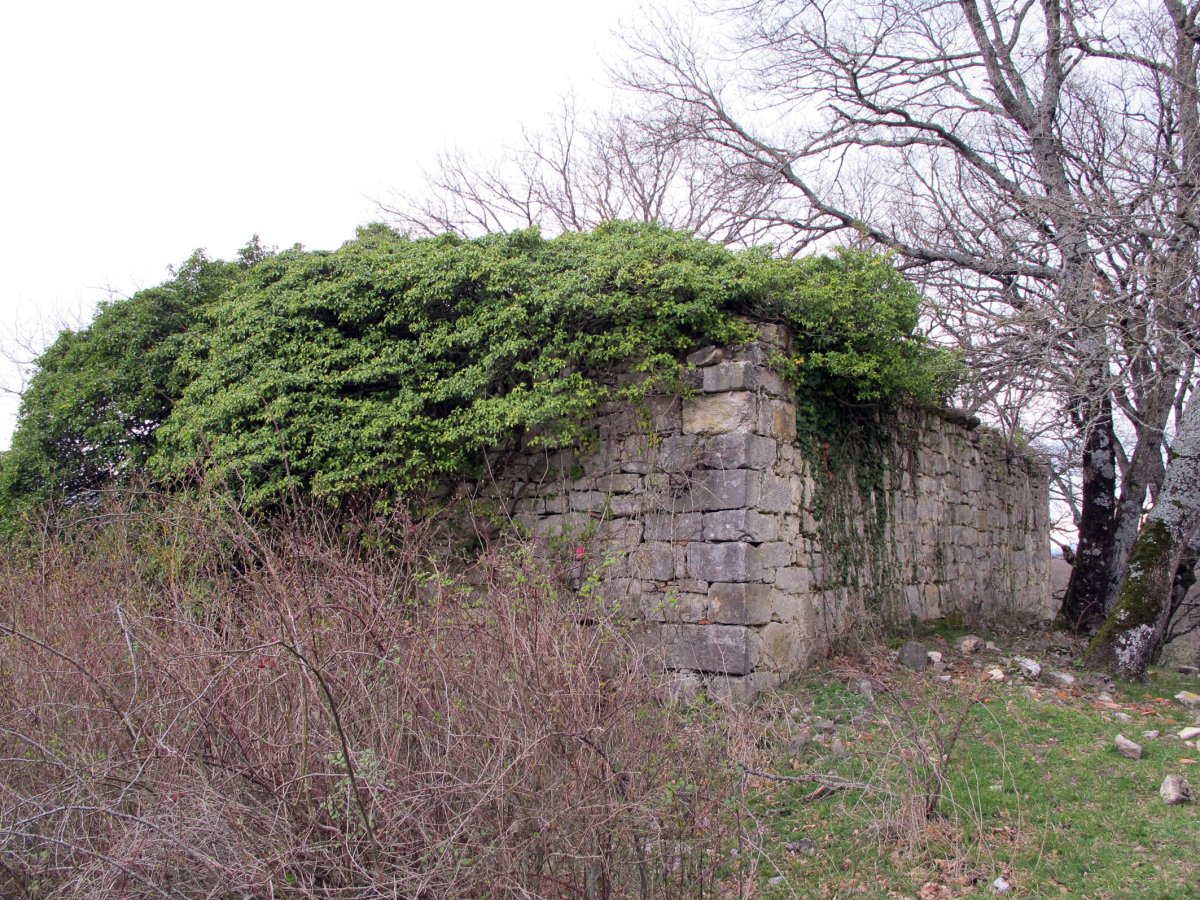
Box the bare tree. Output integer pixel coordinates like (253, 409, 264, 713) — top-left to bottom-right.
(619, 0, 1200, 637)
(383, 97, 786, 244)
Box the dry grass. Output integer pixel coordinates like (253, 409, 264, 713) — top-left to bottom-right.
(0, 495, 755, 898)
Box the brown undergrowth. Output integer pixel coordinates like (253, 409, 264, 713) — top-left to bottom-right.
(0, 495, 758, 898)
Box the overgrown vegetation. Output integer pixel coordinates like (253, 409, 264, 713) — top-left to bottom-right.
(748, 639, 1200, 897)
(3, 506, 1195, 897)
(0, 496, 757, 897)
(0, 223, 957, 517)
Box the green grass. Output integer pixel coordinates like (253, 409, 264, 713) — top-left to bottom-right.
(746, 645, 1200, 897)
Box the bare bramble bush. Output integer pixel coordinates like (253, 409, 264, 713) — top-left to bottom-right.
(0, 495, 752, 898)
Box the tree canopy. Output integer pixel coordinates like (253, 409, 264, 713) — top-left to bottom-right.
(1, 223, 957, 515)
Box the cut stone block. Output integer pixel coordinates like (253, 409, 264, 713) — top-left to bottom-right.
(707, 582, 774, 625)
(758, 399, 797, 441)
(701, 433, 777, 470)
(703, 361, 757, 393)
(683, 391, 757, 434)
(642, 512, 703, 542)
(753, 622, 811, 671)
(662, 624, 752, 674)
(686, 345, 726, 367)
(684, 469, 761, 511)
(702, 509, 781, 542)
(630, 543, 677, 581)
(686, 542, 762, 582)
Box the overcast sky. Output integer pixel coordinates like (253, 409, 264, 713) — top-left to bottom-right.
(0, 0, 666, 449)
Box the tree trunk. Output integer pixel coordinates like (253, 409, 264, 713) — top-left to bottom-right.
(1084, 394, 1200, 679)
(1100, 396, 1172, 615)
(1059, 402, 1118, 632)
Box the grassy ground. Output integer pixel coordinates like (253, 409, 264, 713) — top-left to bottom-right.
(743, 627, 1200, 898)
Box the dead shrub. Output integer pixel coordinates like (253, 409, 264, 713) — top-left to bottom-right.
(0, 495, 750, 897)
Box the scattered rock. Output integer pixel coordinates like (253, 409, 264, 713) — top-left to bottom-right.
(1016, 657, 1041, 678)
(985, 641, 1000, 652)
(898, 641, 929, 671)
(1177, 665, 1199, 676)
(937, 675, 953, 684)
(986, 667, 1006, 682)
(991, 875, 1011, 893)
(814, 719, 837, 734)
(1097, 691, 1115, 703)
(931, 661, 948, 673)
(1047, 670, 1077, 688)
(1084, 673, 1115, 691)
(1175, 691, 1200, 708)
(788, 706, 803, 720)
(1142, 730, 1161, 739)
(856, 679, 876, 706)
(831, 738, 848, 757)
(958, 635, 985, 655)
(1113, 711, 1133, 722)
(786, 730, 813, 755)
(1177, 727, 1200, 741)
(1160, 774, 1192, 805)
(926, 650, 944, 664)
(1115, 734, 1143, 759)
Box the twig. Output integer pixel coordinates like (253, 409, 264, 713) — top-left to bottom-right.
(739, 766, 873, 798)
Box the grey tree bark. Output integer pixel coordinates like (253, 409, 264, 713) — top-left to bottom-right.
(1084, 392, 1200, 678)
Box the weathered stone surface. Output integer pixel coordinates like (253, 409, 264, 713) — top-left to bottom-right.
(1115, 734, 1143, 759)
(630, 543, 677, 581)
(1160, 774, 1192, 804)
(757, 399, 798, 441)
(701, 433, 777, 470)
(759, 541, 793, 569)
(661, 624, 751, 674)
(708, 582, 774, 625)
(687, 345, 725, 367)
(958, 635, 985, 655)
(898, 641, 929, 670)
(753, 622, 810, 671)
(643, 512, 703, 542)
(482, 328, 1051, 704)
(686, 542, 762, 582)
(775, 566, 812, 594)
(1016, 657, 1042, 678)
(702, 509, 780, 542)
(703, 360, 757, 393)
(683, 391, 756, 434)
(643, 590, 707, 623)
(684, 468, 760, 511)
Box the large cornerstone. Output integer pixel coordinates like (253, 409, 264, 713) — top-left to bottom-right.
(482, 324, 1051, 701)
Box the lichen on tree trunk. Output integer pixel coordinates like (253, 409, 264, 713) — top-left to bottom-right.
(1082, 519, 1176, 680)
(1059, 403, 1118, 632)
(1084, 393, 1200, 680)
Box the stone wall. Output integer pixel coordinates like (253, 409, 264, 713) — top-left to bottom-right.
(480, 323, 1051, 701)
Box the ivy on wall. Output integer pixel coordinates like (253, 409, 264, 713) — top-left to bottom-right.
(1, 223, 959, 515)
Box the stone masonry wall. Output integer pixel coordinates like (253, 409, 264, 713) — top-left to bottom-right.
(480, 323, 1051, 702)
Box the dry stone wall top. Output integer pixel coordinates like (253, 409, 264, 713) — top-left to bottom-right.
(481, 323, 1051, 702)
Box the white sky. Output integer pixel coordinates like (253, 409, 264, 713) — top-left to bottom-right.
(0, 0, 663, 449)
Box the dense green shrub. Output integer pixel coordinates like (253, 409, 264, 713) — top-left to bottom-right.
(1, 223, 958, 514)
(0, 248, 255, 516)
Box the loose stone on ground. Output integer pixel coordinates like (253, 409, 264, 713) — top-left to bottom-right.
(1115, 734, 1143, 759)
(1160, 774, 1192, 805)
